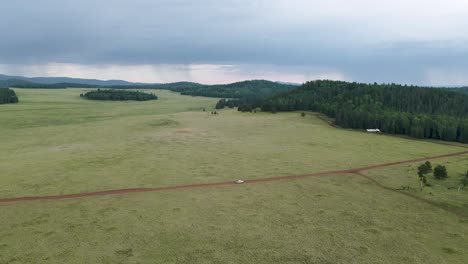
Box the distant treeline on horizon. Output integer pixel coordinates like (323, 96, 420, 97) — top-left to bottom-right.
(3, 77, 468, 143)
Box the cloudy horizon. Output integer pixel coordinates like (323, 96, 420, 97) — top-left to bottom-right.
(2, 0, 468, 86)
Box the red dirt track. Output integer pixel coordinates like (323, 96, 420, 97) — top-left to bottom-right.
(1, 150, 467, 204)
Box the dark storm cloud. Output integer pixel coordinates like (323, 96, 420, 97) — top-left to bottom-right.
(1, 0, 468, 85)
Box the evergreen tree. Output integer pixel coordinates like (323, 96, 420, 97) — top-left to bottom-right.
(424, 161, 432, 173)
(417, 161, 432, 189)
(434, 165, 448, 180)
(0, 88, 19, 104)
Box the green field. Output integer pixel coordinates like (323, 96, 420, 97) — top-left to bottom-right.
(1, 89, 467, 263)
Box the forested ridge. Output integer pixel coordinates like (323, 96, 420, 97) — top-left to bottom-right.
(4, 79, 294, 105)
(13, 82, 96, 89)
(82, 89, 158, 101)
(258, 80, 468, 143)
(0, 88, 19, 104)
(0, 79, 97, 89)
(105, 80, 295, 109)
(171, 80, 293, 98)
(3, 78, 293, 109)
(103, 82, 203, 90)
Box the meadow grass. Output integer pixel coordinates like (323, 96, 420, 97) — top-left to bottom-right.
(1, 174, 467, 264)
(0, 89, 467, 263)
(361, 155, 468, 218)
(0, 89, 465, 197)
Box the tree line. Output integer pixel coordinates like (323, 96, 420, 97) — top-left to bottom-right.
(208, 80, 295, 111)
(173, 80, 294, 98)
(81, 89, 158, 101)
(104, 80, 294, 109)
(0, 88, 19, 104)
(257, 80, 468, 143)
(4, 79, 295, 99)
(3, 79, 294, 109)
(215, 97, 263, 111)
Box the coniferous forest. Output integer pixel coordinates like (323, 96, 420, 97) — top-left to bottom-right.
(82, 89, 158, 101)
(0, 88, 19, 104)
(172, 80, 294, 98)
(258, 80, 468, 143)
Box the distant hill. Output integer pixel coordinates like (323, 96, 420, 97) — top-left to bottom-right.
(0, 79, 39, 88)
(0, 79, 98, 89)
(0, 74, 149, 86)
(105, 81, 204, 90)
(170, 80, 295, 98)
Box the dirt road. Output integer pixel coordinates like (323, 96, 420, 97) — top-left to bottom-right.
(1, 150, 467, 203)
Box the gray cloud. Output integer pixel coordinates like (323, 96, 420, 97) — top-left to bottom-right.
(1, 0, 468, 85)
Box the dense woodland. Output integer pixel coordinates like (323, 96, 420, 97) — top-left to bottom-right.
(0, 88, 19, 104)
(205, 80, 295, 110)
(171, 80, 294, 98)
(450, 87, 468, 94)
(82, 89, 158, 101)
(258, 80, 468, 143)
(3, 78, 293, 109)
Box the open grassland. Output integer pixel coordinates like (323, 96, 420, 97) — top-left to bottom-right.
(361, 155, 468, 218)
(0, 88, 467, 263)
(0, 89, 466, 198)
(1, 175, 467, 264)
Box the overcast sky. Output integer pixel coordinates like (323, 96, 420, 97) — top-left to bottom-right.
(1, 0, 467, 85)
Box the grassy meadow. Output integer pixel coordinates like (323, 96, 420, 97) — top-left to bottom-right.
(0, 88, 467, 263)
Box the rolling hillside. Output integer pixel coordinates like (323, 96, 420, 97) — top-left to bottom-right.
(0, 74, 146, 86)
